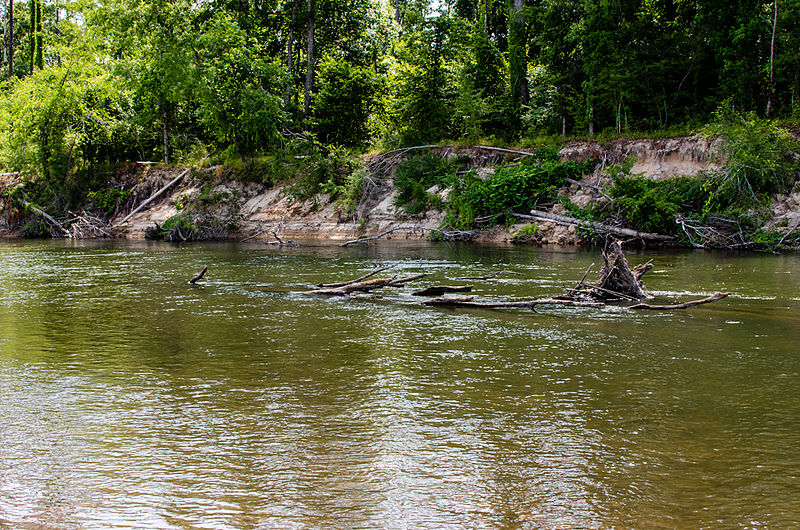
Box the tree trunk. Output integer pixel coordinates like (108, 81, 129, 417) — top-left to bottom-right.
(766, 0, 778, 118)
(162, 104, 170, 164)
(284, 0, 297, 108)
(508, 0, 528, 107)
(34, 0, 42, 70)
(588, 99, 594, 136)
(483, 0, 491, 36)
(304, 0, 315, 119)
(7, 3, 10, 74)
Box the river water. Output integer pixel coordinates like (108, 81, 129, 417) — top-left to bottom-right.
(0, 239, 798, 528)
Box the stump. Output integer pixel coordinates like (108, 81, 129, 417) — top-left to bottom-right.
(595, 239, 649, 300)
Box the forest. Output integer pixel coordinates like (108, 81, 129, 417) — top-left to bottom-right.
(0, 0, 799, 246)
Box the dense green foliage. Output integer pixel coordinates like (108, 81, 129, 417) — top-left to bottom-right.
(1, 0, 798, 173)
(445, 159, 592, 228)
(1, 0, 799, 245)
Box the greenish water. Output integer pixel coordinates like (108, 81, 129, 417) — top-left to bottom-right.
(1, 239, 799, 528)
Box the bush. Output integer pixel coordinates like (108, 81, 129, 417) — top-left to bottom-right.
(607, 174, 707, 233)
(445, 160, 590, 228)
(702, 104, 800, 208)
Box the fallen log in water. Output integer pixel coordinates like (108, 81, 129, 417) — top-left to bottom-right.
(421, 296, 606, 310)
(516, 210, 675, 242)
(412, 285, 473, 297)
(306, 273, 427, 296)
(189, 266, 208, 284)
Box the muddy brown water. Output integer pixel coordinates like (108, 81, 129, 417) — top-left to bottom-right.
(1, 239, 799, 528)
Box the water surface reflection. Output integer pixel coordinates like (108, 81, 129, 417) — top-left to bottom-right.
(1, 240, 799, 527)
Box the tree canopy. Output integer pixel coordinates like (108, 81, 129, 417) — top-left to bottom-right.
(0, 0, 798, 179)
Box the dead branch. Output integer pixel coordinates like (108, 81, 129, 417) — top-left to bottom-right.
(573, 263, 594, 290)
(474, 145, 536, 157)
(240, 228, 267, 242)
(306, 277, 396, 296)
(454, 270, 522, 280)
(265, 230, 298, 246)
(412, 285, 473, 296)
(189, 266, 208, 284)
(114, 154, 212, 228)
(517, 210, 675, 242)
(629, 292, 730, 310)
(316, 265, 395, 288)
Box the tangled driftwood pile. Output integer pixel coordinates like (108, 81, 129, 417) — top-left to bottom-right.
(302, 239, 730, 312)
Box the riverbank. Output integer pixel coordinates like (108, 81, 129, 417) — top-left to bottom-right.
(2, 134, 799, 249)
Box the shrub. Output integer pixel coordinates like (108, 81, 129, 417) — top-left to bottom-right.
(445, 160, 590, 228)
(702, 104, 800, 208)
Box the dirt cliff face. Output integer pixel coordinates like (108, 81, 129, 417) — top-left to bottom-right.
(109, 136, 725, 244)
(559, 135, 720, 179)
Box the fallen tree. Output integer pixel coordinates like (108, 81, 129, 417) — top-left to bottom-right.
(516, 210, 675, 243)
(305, 273, 427, 296)
(302, 240, 730, 313)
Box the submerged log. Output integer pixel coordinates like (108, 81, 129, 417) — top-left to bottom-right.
(629, 292, 730, 310)
(412, 285, 473, 296)
(306, 273, 427, 296)
(422, 296, 606, 310)
(189, 266, 208, 284)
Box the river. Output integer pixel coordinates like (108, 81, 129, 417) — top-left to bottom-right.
(1, 239, 798, 528)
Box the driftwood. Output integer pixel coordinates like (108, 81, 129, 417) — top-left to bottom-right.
(316, 265, 395, 288)
(630, 292, 730, 310)
(517, 210, 675, 242)
(189, 266, 208, 284)
(302, 239, 728, 313)
(306, 273, 427, 296)
(412, 285, 473, 296)
(454, 270, 522, 280)
(66, 210, 113, 238)
(422, 296, 605, 310)
(240, 228, 268, 242)
(265, 230, 297, 246)
(595, 239, 649, 299)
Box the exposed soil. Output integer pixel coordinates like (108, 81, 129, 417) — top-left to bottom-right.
(2, 136, 798, 247)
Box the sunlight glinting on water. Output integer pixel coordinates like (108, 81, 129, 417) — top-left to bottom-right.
(1, 240, 799, 527)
